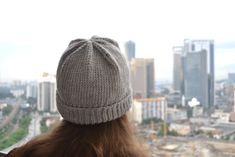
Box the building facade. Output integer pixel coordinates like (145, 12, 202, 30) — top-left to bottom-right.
(37, 73, 57, 112)
(184, 50, 208, 107)
(130, 97, 167, 123)
(125, 40, 135, 64)
(173, 46, 184, 94)
(173, 39, 214, 109)
(26, 83, 37, 98)
(130, 58, 155, 98)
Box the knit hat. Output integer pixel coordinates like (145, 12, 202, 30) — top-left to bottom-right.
(56, 36, 132, 125)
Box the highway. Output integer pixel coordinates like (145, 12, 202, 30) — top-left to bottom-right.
(0, 99, 21, 129)
(1, 112, 41, 153)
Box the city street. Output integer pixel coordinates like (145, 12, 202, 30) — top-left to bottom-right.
(1, 112, 41, 153)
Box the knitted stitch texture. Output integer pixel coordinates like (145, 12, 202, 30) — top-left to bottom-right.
(56, 36, 132, 124)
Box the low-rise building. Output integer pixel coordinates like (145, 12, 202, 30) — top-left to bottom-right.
(167, 107, 187, 122)
(169, 123, 191, 136)
(190, 117, 211, 126)
(211, 110, 230, 123)
(192, 106, 203, 117)
(129, 97, 167, 123)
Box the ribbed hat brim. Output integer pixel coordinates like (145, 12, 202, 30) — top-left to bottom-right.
(56, 92, 132, 125)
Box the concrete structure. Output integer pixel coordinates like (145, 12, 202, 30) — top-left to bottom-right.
(130, 97, 167, 123)
(169, 123, 191, 136)
(190, 117, 211, 126)
(129, 101, 142, 123)
(130, 58, 155, 98)
(37, 73, 57, 112)
(173, 39, 214, 110)
(26, 84, 37, 98)
(173, 46, 184, 94)
(165, 92, 182, 106)
(125, 40, 135, 64)
(211, 110, 230, 123)
(167, 107, 187, 122)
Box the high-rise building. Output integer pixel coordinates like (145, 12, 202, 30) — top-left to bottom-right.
(184, 50, 208, 107)
(173, 39, 214, 109)
(173, 46, 184, 94)
(125, 40, 135, 64)
(184, 40, 214, 109)
(26, 83, 37, 99)
(130, 58, 155, 98)
(37, 73, 57, 112)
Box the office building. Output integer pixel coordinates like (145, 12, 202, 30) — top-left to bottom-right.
(37, 73, 57, 112)
(125, 40, 135, 64)
(173, 39, 214, 109)
(173, 46, 184, 94)
(184, 50, 208, 107)
(130, 58, 155, 98)
(184, 39, 214, 109)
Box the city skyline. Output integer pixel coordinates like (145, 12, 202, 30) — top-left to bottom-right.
(1, 0, 235, 81)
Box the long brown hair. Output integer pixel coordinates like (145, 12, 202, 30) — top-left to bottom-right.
(8, 115, 147, 157)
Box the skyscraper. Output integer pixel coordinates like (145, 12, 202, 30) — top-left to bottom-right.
(173, 46, 184, 94)
(37, 73, 57, 112)
(184, 50, 208, 107)
(130, 58, 155, 98)
(173, 39, 214, 109)
(125, 40, 135, 64)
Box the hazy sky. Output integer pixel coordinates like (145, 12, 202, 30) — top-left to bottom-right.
(0, 0, 235, 81)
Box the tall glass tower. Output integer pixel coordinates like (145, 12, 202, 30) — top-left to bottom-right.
(173, 40, 214, 110)
(125, 40, 135, 64)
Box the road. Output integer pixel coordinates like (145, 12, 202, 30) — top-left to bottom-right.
(0, 99, 21, 129)
(1, 112, 41, 153)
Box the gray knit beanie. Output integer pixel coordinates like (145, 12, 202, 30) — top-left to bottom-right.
(56, 36, 132, 125)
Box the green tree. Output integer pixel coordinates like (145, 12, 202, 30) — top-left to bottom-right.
(2, 105, 13, 116)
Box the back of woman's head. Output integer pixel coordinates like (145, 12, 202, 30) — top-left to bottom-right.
(12, 115, 146, 157)
(7, 36, 147, 157)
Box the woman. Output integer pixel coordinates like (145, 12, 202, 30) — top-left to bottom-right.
(6, 36, 147, 157)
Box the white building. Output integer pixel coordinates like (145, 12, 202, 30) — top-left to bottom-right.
(37, 73, 57, 113)
(167, 107, 187, 122)
(26, 84, 37, 98)
(211, 110, 230, 123)
(129, 101, 142, 123)
(129, 97, 167, 123)
(169, 123, 191, 136)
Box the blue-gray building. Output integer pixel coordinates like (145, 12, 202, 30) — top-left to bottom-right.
(184, 50, 208, 108)
(125, 40, 135, 64)
(173, 40, 214, 110)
